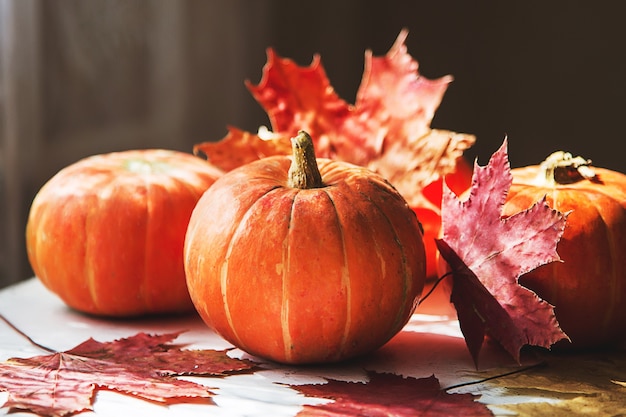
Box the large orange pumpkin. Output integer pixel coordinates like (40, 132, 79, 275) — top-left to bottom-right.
(504, 151, 626, 349)
(26, 149, 222, 317)
(184, 131, 426, 364)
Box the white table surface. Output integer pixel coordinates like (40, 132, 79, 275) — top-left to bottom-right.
(0, 278, 618, 416)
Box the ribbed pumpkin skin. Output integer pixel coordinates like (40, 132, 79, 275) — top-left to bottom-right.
(26, 150, 222, 317)
(504, 166, 626, 349)
(184, 156, 426, 364)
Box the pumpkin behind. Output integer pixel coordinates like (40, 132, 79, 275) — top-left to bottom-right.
(505, 152, 626, 349)
(26, 149, 222, 317)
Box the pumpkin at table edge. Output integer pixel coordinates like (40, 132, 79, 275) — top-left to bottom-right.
(26, 149, 222, 317)
(503, 151, 626, 349)
(433, 151, 626, 348)
(184, 131, 427, 364)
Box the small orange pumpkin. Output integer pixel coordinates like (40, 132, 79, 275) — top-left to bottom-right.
(184, 131, 426, 364)
(504, 151, 626, 349)
(26, 149, 222, 317)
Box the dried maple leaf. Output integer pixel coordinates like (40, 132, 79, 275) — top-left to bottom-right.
(194, 29, 475, 209)
(0, 331, 254, 417)
(435, 139, 569, 366)
(293, 371, 493, 416)
(197, 126, 291, 172)
(484, 349, 626, 416)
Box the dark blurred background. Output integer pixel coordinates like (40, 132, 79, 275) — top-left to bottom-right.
(1, 1, 625, 288)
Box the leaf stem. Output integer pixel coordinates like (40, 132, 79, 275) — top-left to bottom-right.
(0, 313, 57, 353)
(442, 361, 547, 391)
(418, 271, 452, 306)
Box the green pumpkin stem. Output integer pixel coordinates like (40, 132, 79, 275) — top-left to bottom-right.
(288, 130, 324, 189)
(540, 151, 598, 185)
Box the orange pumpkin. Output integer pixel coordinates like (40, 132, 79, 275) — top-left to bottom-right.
(184, 131, 426, 364)
(26, 149, 222, 317)
(504, 151, 626, 349)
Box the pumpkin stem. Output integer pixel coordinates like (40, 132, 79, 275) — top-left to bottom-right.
(288, 130, 324, 189)
(540, 151, 598, 185)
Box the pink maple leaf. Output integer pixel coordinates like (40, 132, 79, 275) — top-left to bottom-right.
(435, 138, 570, 366)
(0, 331, 254, 416)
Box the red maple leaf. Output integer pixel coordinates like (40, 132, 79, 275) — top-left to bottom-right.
(293, 371, 493, 417)
(0, 331, 254, 416)
(194, 29, 475, 210)
(435, 139, 570, 366)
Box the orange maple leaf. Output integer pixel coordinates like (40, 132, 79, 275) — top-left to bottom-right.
(195, 29, 475, 210)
